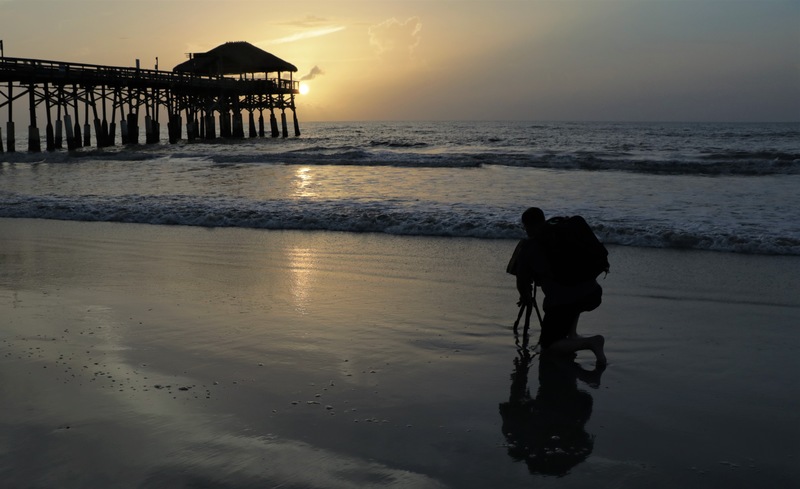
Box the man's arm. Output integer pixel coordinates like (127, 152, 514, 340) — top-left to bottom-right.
(512, 239, 538, 305)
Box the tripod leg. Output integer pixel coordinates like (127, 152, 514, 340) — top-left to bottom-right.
(532, 301, 543, 327)
(532, 286, 544, 327)
(513, 303, 526, 333)
(523, 302, 533, 335)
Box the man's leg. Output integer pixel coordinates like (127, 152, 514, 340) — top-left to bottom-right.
(567, 313, 580, 338)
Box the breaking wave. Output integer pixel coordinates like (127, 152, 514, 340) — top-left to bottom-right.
(2, 193, 798, 256)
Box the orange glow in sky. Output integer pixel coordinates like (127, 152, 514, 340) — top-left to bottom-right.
(0, 0, 797, 122)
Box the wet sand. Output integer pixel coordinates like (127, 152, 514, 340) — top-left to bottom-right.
(1, 218, 799, 488)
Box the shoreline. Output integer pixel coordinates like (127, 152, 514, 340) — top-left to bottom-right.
(2, 218, 799, 488)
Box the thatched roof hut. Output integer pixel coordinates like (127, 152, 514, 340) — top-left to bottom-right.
(173, 41, 297, 76)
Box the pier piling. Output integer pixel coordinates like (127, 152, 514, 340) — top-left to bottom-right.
(55, 118, 63, 149)
(5, 81, 14, 152)
(269, 110, 279, 138)
(248, 111, 257, 138)
(83, 102, 91, 148)
(64, 115, 75, 151)
(28, 83, 40, 152)
(6, 121, 14, 153)
(205, 113, 216, 140)
(233, 110, 244, 138)
(71, 85, 82, 149)
(127, 112, 139, 145)
(44, 83, 55, 151)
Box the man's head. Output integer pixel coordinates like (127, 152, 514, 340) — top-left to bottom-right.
(521, 207, 545, 236)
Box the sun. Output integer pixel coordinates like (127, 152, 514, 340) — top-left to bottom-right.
(299, 82, 310, 95)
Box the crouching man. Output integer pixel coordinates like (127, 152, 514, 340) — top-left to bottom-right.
(509, 207, 607, 366)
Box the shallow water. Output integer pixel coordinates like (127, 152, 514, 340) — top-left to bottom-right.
(2, 121, 799, 254)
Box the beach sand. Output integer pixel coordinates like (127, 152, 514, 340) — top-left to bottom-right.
(1, 218, 798, 488)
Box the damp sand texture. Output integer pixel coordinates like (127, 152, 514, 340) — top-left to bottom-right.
(1, 218, 799, 489)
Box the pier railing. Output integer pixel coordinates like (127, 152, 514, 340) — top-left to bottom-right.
(0, 57, 298, 93)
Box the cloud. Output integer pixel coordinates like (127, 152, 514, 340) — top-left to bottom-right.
(368, 17, 422, 61)
(282, 15, 331, 29)
(300, 65, 325, 81)
(268, 26, 346, 45)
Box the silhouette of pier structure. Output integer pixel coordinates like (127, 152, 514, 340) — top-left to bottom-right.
(0, 42, 301, 153)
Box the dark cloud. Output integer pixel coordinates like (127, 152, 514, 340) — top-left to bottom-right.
(300, 65, 325, 81)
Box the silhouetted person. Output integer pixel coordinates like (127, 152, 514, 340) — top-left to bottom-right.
(499, 346, 604, 476)
(509, 207, 607, 365)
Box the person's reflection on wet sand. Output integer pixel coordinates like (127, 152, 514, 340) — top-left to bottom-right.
(499, 340, 605, 476)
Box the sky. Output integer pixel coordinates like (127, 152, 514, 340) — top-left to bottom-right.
(1, 0, 798, 122)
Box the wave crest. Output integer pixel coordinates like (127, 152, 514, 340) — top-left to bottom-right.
(2, 193, 797, 255)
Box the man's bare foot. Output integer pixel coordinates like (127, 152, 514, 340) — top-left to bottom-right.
(591, 335, 607, 366)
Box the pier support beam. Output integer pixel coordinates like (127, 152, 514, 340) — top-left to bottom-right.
(248, 111, 257, 138)
(46, 123, 55, 152)
(145, 114, 154, 144)
(219, 111, 231, 138)
(28, 126, 41, 152)
(64, 115, 75, 151)
(281, 110, 288, 138)
(6, 82, 15, 152)
(233, 111, 244, 138)
(54, 90, 64, 149)
(71, 85, 81, 149)
(93, 115, 103, 148)
(169, 114, 181, 144)
(91, 86, 110, 148)
(293, 110, 300, 137)
(44, 84, 55, 151)
(126, 112, 139, 145)
(83, 102, 91, 148)
(109, 88, 120, 147)
(269, 111, 278, 138)
(205, 113, 216, 140)
(186, 113, 197, 141)
(101, 86, 110, 147)
(28, 84, 41, 152)
(6, 122, 14, 153)
(151, 119, 160, 144)
(144, 99, 160, 144)
(54, 87, 63, 149)
(55, 119, 63, 149)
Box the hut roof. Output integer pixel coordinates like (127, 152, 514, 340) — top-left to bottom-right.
(173, 41, 297, 75)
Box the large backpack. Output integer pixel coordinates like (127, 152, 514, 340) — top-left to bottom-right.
(540, 216, 609, 285)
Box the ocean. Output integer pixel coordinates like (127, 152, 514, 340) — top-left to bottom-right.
(1, 120, 798, 255)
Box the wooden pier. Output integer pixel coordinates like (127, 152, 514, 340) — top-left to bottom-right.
(0, 42, 301, 153)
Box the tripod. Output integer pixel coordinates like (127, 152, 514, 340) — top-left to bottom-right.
(513, 285, 544, 349)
